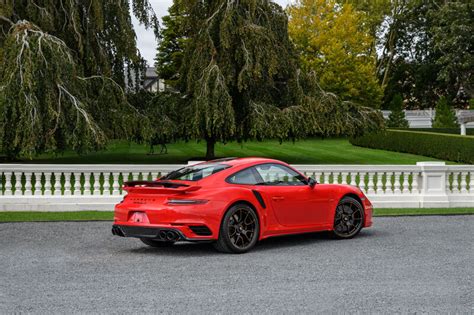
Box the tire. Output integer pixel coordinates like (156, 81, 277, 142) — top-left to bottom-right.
(140, 238, 175, 247)
(213, 203, 259, 254)
(331, 196, 364, 239)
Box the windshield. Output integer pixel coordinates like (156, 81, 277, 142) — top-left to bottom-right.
(162, 163, 231, 181)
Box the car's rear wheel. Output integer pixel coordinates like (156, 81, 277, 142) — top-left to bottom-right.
(140, 238, 175, 247)
(332, 196, 364, 239)
(213, 203, 259, 254)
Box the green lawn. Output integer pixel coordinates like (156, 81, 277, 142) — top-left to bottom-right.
(1, 208, 473, 222)
(11, 138, 448, 164)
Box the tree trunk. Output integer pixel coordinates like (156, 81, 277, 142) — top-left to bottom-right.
(205, 138, 216, 160)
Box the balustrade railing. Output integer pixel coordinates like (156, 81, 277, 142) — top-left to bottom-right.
(1, 162, 472, 210)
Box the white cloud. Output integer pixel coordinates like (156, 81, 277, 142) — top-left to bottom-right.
(133, 0, 295, 65)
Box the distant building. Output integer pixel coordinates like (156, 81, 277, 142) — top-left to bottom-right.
(142, 67, 166, 92)
(125, 67, 166, 92)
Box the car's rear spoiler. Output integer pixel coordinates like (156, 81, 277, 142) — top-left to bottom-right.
(123, 180, 201, 194)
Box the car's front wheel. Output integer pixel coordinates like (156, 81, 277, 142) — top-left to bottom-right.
(332, 196, 365, 239)
(140, 238, 175, 247)
(213, 203, 259, 254)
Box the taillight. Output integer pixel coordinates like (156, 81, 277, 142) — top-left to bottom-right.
(167, 199, 208, 205)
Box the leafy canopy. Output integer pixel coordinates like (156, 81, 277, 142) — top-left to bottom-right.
(288, 0, 383, 107)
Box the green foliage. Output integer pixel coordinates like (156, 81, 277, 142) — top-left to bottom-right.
(128, 91, 182, 145)
(432, 96, 459, 128)
(350, 130, 474, 164)
(379, 0, 473, 108)
(430, 1, 473, 100)
(288, 0, 383, 107)
(0, 1, 157, 158)
(386, 94, 409, 128)
(0, 0, 158, 87)
(0, 21, 150, 159)
(155, 1, 190, 86)
(179, 0, 383, 158)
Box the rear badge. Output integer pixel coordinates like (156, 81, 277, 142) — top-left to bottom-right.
(129, 211, 150, 224)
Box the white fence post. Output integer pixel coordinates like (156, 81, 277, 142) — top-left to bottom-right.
(417, 162, 449, 208)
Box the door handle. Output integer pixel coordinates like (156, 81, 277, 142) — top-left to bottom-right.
(272, 196, 285, 201)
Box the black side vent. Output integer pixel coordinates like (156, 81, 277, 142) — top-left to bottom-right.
(189, 225, 212, 236)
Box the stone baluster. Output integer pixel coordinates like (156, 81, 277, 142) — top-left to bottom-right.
(51, 172, 60, 195)
(24, 172, 32, 196)
(83, 172, 92, 195)
(4, 172, 13, 195)
(367, 172, 375, 195)
(393, 172, 402, 194)
(93, 172, 101, 195)
(341, 172, 348, 185)
(43, 172, 52, 195)
(64, 172, 72, 195)
(376, 172, 384, 194)
(349, 172, 357, 187)
(103, 172, 112, 195)
(460, 172, 468, 194)
(402, 172, 410, 194)
(112, 173, 120, 195)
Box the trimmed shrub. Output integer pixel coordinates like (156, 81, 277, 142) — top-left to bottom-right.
(350, 129, 474, 164)
(392, 128, 474, 136)
(432, 96, 459, 128)
(386, 94, 409, 128)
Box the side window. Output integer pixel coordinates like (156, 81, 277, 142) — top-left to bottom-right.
(227, 167, 259, 185)
(254, 164, 306, 186)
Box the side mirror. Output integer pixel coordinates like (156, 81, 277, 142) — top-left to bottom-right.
(308, 177, 317, 189)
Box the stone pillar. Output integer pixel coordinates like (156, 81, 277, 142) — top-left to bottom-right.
(460, 123, 466, 136)
(417, 162, 449, 208)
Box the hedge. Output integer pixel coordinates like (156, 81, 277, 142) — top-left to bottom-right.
(350, 129, 474, 164)
(392, 128, 474, 136)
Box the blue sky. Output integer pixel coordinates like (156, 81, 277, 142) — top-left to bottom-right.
(133, 0, 294, 65)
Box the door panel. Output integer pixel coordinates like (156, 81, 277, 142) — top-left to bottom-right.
(256, 185, 332, 227)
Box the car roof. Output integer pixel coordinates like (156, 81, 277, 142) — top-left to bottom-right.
(205, 157, 284, 167)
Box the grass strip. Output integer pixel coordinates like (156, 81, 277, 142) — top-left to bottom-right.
(1, 208, 473, 222)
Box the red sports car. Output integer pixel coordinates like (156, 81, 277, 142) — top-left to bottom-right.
(112, 157, 373, 253)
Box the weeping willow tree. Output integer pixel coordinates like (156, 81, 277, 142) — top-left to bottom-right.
(0, 1, 158, 159)
(180, 0, 383, 159)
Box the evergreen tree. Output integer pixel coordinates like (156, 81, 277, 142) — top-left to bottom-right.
(386, 94, 409, 128)
(155, 0, 190, 87)
(432, 96, 459, 128)
(0, 1, 158, 158)
(179, 0, 383, 159)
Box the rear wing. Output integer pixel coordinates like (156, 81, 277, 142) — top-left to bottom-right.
(123, 180, 201, 194)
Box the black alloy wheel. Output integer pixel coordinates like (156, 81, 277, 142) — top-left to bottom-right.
(140, 238, 175, 247)
(213, 203, 259, 253)
(332, 196, 364, 239)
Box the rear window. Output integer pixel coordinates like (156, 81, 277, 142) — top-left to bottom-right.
(161, 163, 231, 181)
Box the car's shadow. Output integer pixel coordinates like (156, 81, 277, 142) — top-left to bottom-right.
(121, 229, 381, 256)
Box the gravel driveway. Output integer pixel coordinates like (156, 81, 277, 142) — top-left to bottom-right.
(0, 216, 473, 313)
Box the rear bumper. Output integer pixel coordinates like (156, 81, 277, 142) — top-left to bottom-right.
(112, 224, 214, 242)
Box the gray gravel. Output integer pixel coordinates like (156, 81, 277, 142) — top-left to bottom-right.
(0, 216, 473, 314)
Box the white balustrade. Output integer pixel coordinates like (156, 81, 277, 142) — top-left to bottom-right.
(0, 163, 473, 211)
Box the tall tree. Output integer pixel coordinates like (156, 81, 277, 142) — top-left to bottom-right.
(0, 1, 158, 158)
(155, 0, 191, 87)
(179, 0, 383, 159)
(288, 0, 383, 107)
(430, 1, 473, 101)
